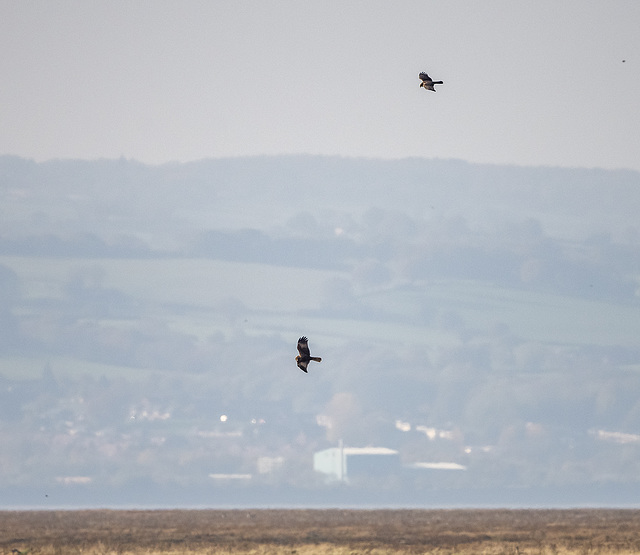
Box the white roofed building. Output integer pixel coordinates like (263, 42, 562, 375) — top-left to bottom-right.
(313, 446, 400, 482)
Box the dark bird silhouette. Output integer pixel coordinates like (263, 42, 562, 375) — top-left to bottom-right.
(295, 336, 322, 373)
(419, 71, 443, 92)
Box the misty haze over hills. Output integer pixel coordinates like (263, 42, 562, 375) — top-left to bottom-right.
(1, 155, 640, 507)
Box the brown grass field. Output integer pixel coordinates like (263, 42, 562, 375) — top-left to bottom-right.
(2, 509, 640, 554)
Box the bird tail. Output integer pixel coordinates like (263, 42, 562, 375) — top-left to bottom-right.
(432, 81, 443, 84)
(311, 357, 322, 362)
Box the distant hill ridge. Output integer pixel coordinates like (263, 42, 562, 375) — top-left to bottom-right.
(2, 154, 639, 241)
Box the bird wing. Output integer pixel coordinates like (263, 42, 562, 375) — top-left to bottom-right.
(297, 358, 309, 373)
(419, 72, 432, 82)
(297, 336, 310, 357)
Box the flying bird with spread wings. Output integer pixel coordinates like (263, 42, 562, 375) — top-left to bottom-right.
(419, 71, 443, 92)
(295, 336, 322, 373)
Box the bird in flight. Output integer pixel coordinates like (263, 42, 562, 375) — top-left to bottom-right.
(419, 71, 443, 92)
(296, 336, 322, 373)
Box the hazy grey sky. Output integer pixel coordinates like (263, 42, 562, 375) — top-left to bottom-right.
(1, 1, 639, 170)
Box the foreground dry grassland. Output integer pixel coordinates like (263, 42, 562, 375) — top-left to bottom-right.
(2, 509, 640, 554)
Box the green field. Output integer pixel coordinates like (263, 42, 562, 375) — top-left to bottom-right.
(0, 355, 166, 382)
(1, 256, 344, 312)
(362, 280, 640, 347)
(3, 255, 640, 384)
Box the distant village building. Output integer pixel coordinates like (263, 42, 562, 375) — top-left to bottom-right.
(405, 462, 467, 471)
(208, 473, 252, 481)
(257, 456, 284, 474)
(313, 446, 400, 482)
(55, 476, 93, 485)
